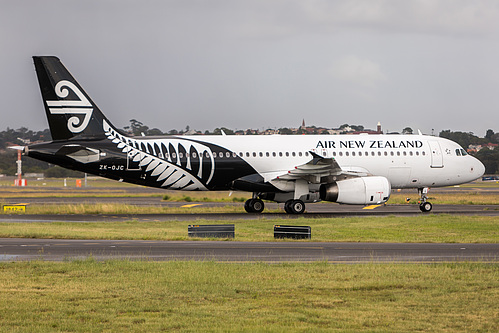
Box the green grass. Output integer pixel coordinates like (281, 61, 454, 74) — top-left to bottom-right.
(389, 192, 499, 205)
(0, 177, 139, 188)
(0, 260, 496, 332)
(0, 215, 497, 243)
(0, 203, 247, 215)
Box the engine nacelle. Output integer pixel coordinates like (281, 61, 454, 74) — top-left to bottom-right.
(319, 176, 391, 205)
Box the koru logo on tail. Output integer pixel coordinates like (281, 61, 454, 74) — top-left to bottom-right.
(46, 80, 93, 133)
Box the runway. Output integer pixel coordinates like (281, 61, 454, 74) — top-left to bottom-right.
(1, 238, 497, 263)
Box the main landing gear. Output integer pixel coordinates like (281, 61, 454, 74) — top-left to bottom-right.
(418, 187, 433, 212)
(244, 197, 306, 214)
(244, 198, 265, 213)
(284, 199, 305, 214)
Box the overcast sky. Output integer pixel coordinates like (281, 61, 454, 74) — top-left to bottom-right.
(1, 0, 498, 136)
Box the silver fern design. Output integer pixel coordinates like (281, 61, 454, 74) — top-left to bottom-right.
(103, 120, 214, 190)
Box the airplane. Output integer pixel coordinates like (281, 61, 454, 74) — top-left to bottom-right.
(22, 56, 485, 214)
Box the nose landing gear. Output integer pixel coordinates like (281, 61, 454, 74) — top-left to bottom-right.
(418, 187, 432, 212)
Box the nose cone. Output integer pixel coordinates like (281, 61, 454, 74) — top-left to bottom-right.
(471, 156, 486, 180)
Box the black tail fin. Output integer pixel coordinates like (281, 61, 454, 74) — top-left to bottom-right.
(33, 56, 118, 141)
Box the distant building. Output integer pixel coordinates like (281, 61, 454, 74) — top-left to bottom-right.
(350, 122, 383, 135)
(468, 143, 498, 153)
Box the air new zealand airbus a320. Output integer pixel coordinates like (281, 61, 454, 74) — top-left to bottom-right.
(21, 56, 485, 214)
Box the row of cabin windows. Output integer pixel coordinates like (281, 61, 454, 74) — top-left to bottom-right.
(331, 151, 426, 157)
(241, 151, 310, 158)
(162, 150, 427, 159)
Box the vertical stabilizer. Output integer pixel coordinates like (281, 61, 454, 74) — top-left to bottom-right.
(33, 56, 117, 140)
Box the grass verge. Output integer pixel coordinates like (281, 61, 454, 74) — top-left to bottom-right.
(0, 203, 247, 215)
(0, 261, 497, 332)
(389, 192, 499, 205)
(0, 215, 497, 243)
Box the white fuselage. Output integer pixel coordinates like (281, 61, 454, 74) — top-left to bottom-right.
(179, 134, 484, 189)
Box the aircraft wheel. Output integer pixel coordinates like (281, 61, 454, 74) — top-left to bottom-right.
(251, 199, 265, 213)
(244, 199, 254, 213)
(285, 199, 305, 214)
(244, 199, 264, 213)
(419, 201, 432, 212)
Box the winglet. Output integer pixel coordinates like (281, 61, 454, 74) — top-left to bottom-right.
(309, 151, 323, 165)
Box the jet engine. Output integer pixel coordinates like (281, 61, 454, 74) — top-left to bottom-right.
(319, 176, 391, 205)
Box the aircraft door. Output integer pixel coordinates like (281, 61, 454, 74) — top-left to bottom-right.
(428, 141, 443, 168)
(126, 150, 142, 171)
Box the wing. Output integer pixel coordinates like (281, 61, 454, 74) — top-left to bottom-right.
(273, 151, 369, 184)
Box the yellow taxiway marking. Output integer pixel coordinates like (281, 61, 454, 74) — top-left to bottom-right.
(363, 205, 382, 210)
(182, 204, 203, 208)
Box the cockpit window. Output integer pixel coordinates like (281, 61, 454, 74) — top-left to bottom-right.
(455, 149, 461, 156)
(461, 149, 467, 156)
(456, 148, 468, 156)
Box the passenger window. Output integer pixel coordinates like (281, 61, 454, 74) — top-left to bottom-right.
(219, 152, 224, 158)
(285, 152, 289, 157)
(292, 152, 296, 157)
(397, 152, 400, 156)
(345, 152, 349, 156)
(409, 151, 413, 156)
(416, 151, 419, 156)
(279, 152, 283, 157)
(332, 152, 336, 157)
(226, 152, 230, 158)
(259, 152, 263, 157)
(371, 152, 375, 156)
(253, 152, 256, 157)
(305, 152, 309, 157)
(298, 152, 302, 157)
(339, 152, 343, 157)
(352, 152, 356, 157)
(384, 152, 387, 156)
(273, 152, 276, 157)
(266, 152, 270, 157)
(246, 152, 250, 157)
(378, 151, 381, 156)
(422, 151, 426, 156)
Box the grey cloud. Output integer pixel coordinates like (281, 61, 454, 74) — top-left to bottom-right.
(0, 0, 498, 136)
